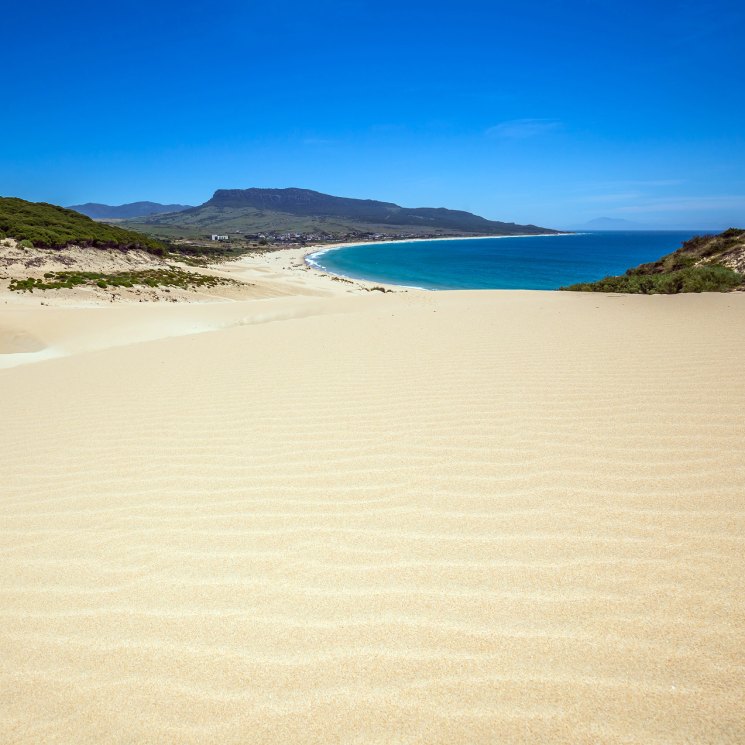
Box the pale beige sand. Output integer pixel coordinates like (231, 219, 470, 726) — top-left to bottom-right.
(0, 241, 394, 307)
(1, 289, 744, 743)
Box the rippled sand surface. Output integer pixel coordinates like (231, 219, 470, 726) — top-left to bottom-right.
(1, 290, 744, 743)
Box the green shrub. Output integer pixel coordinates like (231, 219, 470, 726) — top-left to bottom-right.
(19, 239, 34, 249)
(561, 264, 743, 294)
(0, 197, 166, 256)
(9, 268, 235, 293)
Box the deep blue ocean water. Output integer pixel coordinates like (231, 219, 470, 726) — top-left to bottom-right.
(307, 231, 704, 290)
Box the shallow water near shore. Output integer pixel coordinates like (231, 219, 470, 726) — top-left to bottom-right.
(309, 230, 704, 289)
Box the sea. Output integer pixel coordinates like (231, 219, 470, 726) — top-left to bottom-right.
(307, 231, 705, 290)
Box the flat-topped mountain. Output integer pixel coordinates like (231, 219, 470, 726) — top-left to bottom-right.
(70, 201, 192, 220)
(205, 188, 553, 233)
(125, 187, 559, 238)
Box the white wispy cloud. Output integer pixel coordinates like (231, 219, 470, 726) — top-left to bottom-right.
(485, 118, 561, 139)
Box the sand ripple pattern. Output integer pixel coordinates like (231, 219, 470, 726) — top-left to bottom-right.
(1, 291, 744, 743)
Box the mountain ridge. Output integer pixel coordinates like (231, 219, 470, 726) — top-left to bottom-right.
(70, 201, 193, 220)
(126, 187, 559, 238)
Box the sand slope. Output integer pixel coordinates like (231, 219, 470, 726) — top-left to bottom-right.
(1, 290, 744, 743)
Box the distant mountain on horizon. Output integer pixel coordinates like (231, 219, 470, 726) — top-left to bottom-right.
(69, 201, 193, 220)
(123, 187, 559, 238)
(569, 217, 652, 231)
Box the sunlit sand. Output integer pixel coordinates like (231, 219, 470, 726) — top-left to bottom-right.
(1, 261, 744, 743)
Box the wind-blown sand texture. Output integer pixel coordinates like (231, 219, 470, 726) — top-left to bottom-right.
(1, 287, 744, 743)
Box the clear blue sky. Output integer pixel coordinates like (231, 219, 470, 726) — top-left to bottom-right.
(3, 0, 744, 229)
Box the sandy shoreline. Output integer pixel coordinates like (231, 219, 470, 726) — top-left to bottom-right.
(1, 250, 744, 743)
(303, 233, 576, 285)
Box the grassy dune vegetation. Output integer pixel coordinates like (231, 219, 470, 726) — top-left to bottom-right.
(9, 269, 233, 293)
(0, 197, 166, 255)
(562, 228, 745, 293)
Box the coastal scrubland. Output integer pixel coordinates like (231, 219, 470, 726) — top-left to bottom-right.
(563, 227, 745, 293)
(8, 268, 234, 293)
(0, 199, 264, 301)
(0, 197, 166, 254)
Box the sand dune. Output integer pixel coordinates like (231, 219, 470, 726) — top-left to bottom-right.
(0, 326, 45, 354)
(1, 289, 744, 743)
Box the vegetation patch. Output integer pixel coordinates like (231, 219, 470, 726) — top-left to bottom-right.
(0, 197, 166, 256)
(9, 268, 234, 293)
(561, 264, 743, 294)
(561, 228, 745, 294)
(165, 242, 263, 266)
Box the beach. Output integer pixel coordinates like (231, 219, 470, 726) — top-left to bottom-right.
(1, 252, 744, 743)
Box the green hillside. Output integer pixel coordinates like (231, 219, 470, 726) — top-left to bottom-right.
(124, 206, 372, 239)
(124, 187, 559, 239)
(562, 228, 745, 293)
(0, 197, 166, 255)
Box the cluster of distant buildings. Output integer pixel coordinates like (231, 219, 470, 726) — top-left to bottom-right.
(211, 231, 336, 243)
(210, 230, 449, 245)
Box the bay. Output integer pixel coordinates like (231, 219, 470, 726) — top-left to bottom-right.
(308, 231, 705, 290)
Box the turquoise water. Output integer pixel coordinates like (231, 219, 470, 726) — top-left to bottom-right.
(307, 231, 704, 290)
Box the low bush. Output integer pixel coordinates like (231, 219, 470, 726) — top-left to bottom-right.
(561, 264, 743, 294)
(9, 268, 234, 293)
